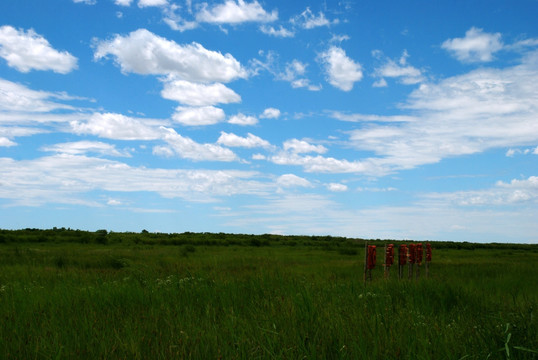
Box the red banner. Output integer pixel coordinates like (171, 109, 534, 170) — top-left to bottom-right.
(367, 245, 376, 269)
(399, 244, 407, 265)
(385, 244, 394, 266)
(416, 243, 423, 265)
(408, 244, 416, 264)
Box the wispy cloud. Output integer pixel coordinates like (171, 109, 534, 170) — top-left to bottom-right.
(372, 49, 425, 86)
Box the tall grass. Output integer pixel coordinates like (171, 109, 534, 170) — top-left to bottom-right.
(0, 242, 536, 359)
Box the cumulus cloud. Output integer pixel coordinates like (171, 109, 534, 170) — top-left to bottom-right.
(94, 29, 247, 82)
(42, 141, 131, 157)
(228, 113, 258, 125)
(171, 106, 225, 126)
(442, 27, 503, 63)
(283, 139, 327, 154)
(260, 107, 280, 119)
(276, 174, 312, 188)
(159, 127, 238, 162)
(161, 77, 241, 106)
(70, 112, 164, 140)
(217, 131, 271, 148)
(0, 26, 78, 74)
(319, 46, 362, 91)
(196, 0, 278, 24)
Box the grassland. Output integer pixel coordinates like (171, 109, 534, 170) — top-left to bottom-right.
(0, 229, 536, 359)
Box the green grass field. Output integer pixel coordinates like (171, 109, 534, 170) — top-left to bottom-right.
(0, 229, 536, 359)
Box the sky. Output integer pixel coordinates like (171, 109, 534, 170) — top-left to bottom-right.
(0, 1, 537, 243)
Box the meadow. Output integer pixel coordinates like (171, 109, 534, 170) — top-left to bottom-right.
(0, 229, 536, 359)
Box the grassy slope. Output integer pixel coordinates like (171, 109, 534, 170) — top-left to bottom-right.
(0, 232, 536, 359)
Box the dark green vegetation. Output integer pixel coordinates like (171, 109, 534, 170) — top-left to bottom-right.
(0, 228, 537, 359)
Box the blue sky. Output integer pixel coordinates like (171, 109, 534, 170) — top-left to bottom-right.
(1, 0, 537, 243)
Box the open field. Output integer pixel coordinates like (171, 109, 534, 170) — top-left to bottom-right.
(0, 229, 537, 359)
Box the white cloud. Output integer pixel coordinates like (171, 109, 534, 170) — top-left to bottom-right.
(196, 0, 278, 24)
(94, 29, 247, 82)
(347, 50, 538, 173)
(115, 0, 133, 5)
(252, 153, 265, 160)
(260, 107, 280, 119)
(327, 183, 348, 192)
(161, 78, 241, 106)
(0, 126, 47, 139)
(0, 155, 265, 205)
(259, 25, 294, 38)
(217, 131, 271, 148)
(505, 147, 537, 157)
(70, 112, 164, 140)
(0, 137, 16, 147)
(73, 0, 96, 4)
(222, 190, 538, 242)
(425, 176, 538, 206)
(330, 34, 350, 44)
(283, 139, 327, 154)
(278, 60, 321, 91)
(0, 78, 74, 113)
(328, 110, 415, 123)
(507, 38, 538, 52)
(442, 27, 503, 63)
(163, 4, 199, 32)
(319, 46, 362, 91)
(138, 0, 168, 7)
(159, 127, 238, 162)
(171, 106, 225, 126)
(291, 8, 337, 29)
(276, 174, 312, 188)
(42, 141, 131, 157)
(270, 153, 384, 175)
(0, 26, 78, 74)
(372, 78, 388, 88)
(107, 199, 123, 206)
(228, 113, 258, 126)
(282, 60, 306, 80)
(506, 148, 517, 157)
(373, 50, 425, 85)
(357, 186, 397, 192)
(290, 79, 322, 91)
(228, 193, 347, 235)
